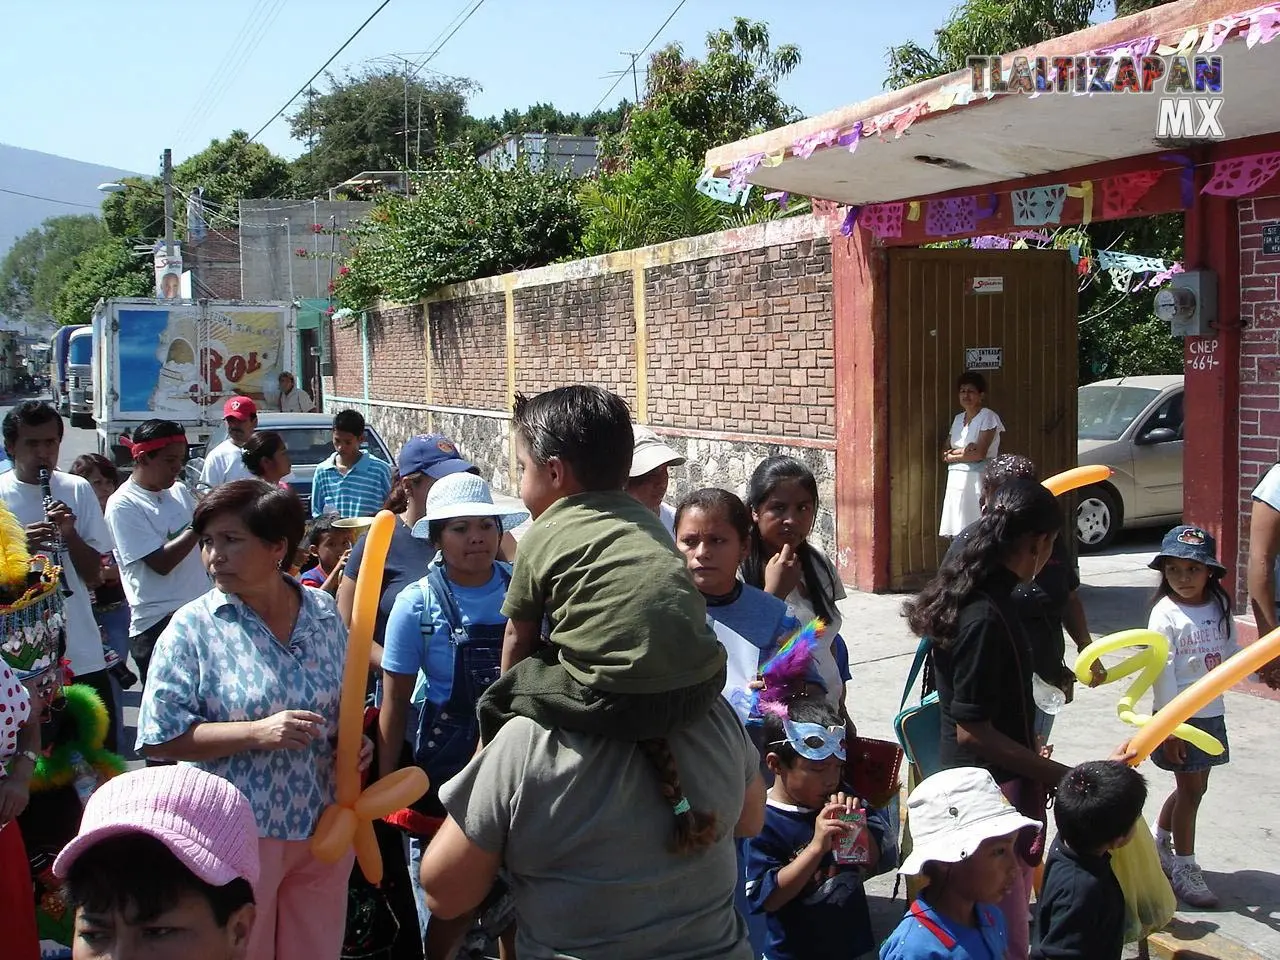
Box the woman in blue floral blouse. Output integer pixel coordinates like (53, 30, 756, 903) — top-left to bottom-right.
(137, 479, 363, 960)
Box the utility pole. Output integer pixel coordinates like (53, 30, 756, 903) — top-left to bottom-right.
(403, 61, 410, 172)
(162, 147, 175, 258)
(623, 51, 641, 102)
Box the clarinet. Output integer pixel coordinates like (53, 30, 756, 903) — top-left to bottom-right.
(38, 468, 74, 596)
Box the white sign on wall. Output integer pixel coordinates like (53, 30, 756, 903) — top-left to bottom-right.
(971, 276, 1004, 294)
(965, 346, 1003, 371)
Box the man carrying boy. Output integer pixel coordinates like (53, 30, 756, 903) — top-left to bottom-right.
(1030, 760, 1147, 960)
(482, 385, 725, 734)
(311, 409, 393, 518)
(478, 386, 727, 842)
(53, 764, 259, 960)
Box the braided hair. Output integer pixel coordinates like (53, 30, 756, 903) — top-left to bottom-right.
(903, 478, 1062, 648)
(636, 738, 719, 854)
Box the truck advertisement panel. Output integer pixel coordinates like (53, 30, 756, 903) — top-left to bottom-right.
(115, 302, 288, 418)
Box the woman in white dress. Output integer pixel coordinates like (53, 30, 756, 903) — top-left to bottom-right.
(939, 371, 1004, 537)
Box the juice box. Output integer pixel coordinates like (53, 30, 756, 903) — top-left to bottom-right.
(833, 808, 870, 865)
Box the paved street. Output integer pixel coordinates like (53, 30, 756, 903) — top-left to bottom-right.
(6, 402, 1277, 957)
(851, 530, 1280, 959)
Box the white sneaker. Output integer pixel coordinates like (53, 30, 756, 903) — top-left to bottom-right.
(1171, 861, 1219, 908)
(1155, 830, 1175, 876)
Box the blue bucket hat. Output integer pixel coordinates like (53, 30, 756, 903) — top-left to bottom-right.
(410, 472, 529, 539)
(1149, 525, 1226, 576)
(398, 434, 474, 480)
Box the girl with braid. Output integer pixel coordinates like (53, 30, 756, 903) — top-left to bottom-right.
(421, 386, 767, 959)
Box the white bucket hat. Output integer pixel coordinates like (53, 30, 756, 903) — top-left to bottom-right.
(630, 426, 685, 478)
(898, 767, 1041, 875)
(411, 471, 529, 538)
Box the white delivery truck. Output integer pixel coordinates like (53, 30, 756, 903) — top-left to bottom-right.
(91, 298, 296, 471)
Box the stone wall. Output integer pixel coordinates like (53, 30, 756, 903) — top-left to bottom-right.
(1235, 193, 1280, 605)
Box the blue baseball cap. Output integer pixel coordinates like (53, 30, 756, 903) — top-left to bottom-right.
(1149, 524, 1226, 576)
(397, 434, 474, 480)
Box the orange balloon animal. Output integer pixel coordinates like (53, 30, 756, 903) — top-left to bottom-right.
(310, 510, 429, 884)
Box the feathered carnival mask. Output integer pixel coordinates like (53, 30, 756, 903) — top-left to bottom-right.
(0, 498, 67, 709)
(751, 619, 825, 720)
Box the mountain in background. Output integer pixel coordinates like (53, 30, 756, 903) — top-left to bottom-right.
(0, 142, 142, 258)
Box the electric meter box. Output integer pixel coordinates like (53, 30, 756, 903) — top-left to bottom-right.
(1154, 269, 1217, 338)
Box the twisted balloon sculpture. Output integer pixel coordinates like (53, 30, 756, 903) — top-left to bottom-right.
(311, 510, 429, 884)
(1074, 626, 1280, 764)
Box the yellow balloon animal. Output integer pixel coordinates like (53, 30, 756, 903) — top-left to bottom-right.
(1073, 629, 1223, 759)
(311, 510, 429, 884)
(1122, 625, 1280, 764)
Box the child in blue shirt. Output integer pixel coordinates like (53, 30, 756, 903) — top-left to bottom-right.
(744, 700, 896, 960)
(377, 472, 528, 953)
(881, 767, 1040, 960)
(297, 515, 352, 595)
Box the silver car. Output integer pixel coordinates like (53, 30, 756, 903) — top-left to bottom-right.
(1076, 375, 1184, 551)
(188, 413, 394, 513)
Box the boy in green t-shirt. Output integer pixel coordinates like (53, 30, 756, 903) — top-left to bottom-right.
(477, 385, 728, 846)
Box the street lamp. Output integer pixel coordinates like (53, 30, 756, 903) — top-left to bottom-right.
(97, 182, 127, 194)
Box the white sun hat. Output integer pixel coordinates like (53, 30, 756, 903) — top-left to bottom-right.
(898, 767, 1042, 875)
(631, 425, 686, 478)
(411, 471, 529, 538)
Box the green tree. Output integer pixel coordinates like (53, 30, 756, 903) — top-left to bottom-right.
(333, 142, 582, 308)
(461, 101, 629, 149)
(51, 238, 152, 326)
(101, 131, 290, 239)
(581, 17, 803, 255)
(0, 215, 106, 320)
(101, 177, 165, 240)
(289, 68, 475, 197)
(1113, 0, 1176, 14)
(174, 130, 291, 208)
(885, 0, 1094, 89)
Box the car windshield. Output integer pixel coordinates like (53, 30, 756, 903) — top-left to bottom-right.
(1078, 385, 1160, 440)
(69, 337, 92, 364)
(211, 426, 391, 469)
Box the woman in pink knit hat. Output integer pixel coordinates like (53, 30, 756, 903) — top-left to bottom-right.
(54, 764, 260, 960)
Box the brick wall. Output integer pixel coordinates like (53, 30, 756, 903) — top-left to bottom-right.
(646, 237, 834, 437)
(367, 304, 426, 403)
(327, 315, 363, 401)
(428, 293, 508, 410)
(186, 229, 242, 299)
(1235, 194, 1280, 606)
(513, 274, 636, 408)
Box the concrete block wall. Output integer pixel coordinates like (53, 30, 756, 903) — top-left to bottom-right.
(186, 229, 242, 300)
(1235, 193, 1280, 607)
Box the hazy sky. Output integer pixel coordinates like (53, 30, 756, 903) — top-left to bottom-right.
(2, 0, 965, 177)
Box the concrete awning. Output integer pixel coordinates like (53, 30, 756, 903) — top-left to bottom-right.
(704, 0, 1280, 206)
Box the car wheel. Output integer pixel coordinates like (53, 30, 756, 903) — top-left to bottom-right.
(1076, 485, 1121, 552)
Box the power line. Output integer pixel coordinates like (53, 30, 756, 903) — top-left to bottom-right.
(0, 187, 100, 210)
(247, 0, 395, 144)
(176, 0, 289, 154)
(591, 0, 688, 112)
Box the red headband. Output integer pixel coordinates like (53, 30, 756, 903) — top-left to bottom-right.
(120, 434, 186, 460)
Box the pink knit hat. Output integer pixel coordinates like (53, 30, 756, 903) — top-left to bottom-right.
(54, 765, 259, 887)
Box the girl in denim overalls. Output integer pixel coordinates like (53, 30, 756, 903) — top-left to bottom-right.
(377, 472, 528, 956)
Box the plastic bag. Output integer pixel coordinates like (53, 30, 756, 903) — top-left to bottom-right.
(1110, 820, 1176, 943)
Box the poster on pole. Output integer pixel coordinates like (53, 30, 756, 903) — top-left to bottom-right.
(154, 243, 183, 299)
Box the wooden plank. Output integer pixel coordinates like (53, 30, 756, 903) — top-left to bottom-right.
(1147, 919, 1269, 960)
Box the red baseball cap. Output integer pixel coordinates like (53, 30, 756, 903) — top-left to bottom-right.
(223, 396, 258, 421)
